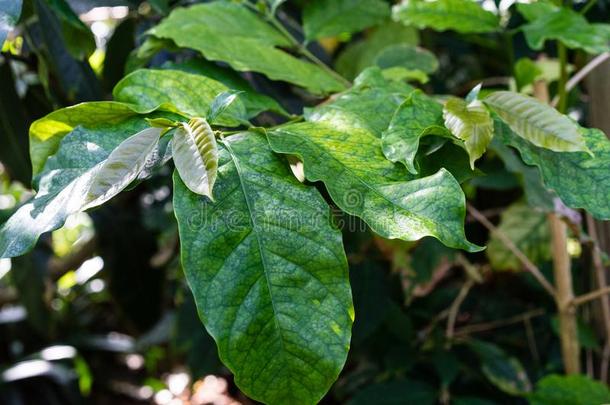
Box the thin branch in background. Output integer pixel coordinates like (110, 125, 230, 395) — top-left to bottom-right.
(524, 316, 541, 365)
(454, 308, 545, 337)
(572, 286, 610, 307)
(585, 213, 610, 381)
(467, 204, 557, 297)
(446, 278, 476, 342)
(551, 52, 610, 108)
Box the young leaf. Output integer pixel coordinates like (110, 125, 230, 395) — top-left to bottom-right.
(494, 118, 610, 220)
(487, 201, 551, 271)
(148, 2, 346, 95)
(517, 3, 610, 55)
(1, 117, 154, 258)
(303, 0, 390, 41)
(443, 97, 494, 169)
(382, 90, 450, 173)
(0, 0, 22, 46)
(113, 69, 247, 127)
(82, 127, 163, 210)
(392, 0, 500, 34)
(173, 132, 352, 405)
(268, 121, 481, 252)
(484, 91, 590, 153)
(171, 118, 218, 200)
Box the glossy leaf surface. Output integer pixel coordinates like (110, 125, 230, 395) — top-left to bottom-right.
(148, 2, 346, 94)
(392, 0, 500, 34)
(173, 132, 352, 405)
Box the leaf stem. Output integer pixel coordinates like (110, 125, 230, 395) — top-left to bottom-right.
(580, 0, 598, 15)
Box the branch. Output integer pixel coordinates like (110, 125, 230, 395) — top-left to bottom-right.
(453, 308, 545, 337)
(467, 204, 557, 297)
(572, 286, 610, 307)
(551, 52, 610, 108)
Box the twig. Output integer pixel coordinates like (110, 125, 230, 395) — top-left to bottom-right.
(48, 237, 97, 280)
(453, 308, 545, 337)
(572, 286, 610, 307)
(602, 342, 610, 383)
(446, 278, 475, 342)
(585, 214, 610, 335)
(551, 52, 610, 108)
(467, 204, 557, 297)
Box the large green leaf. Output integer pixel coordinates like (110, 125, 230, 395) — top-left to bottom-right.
(82, 127, 162, 210)
(307, 67, 414, 137)
(485, 91, 589, 153)
(0, 0, 22, 46)
(443, 97, 494, 169)
(494, 118, 610, 220)
(172, 118, 218, 200)
(302, 0, 390, 41)
(392, 0, 500, 34)
(528, 374, 610, 405)
(148, 2, 346, 95)
(173, 132, 352, 405)
(268, 121, 481, 252)
(517, 3, 610, 55)
(1, 117, 156, 258)
(29, 102, 158, 176)
(47, 0, 96, 59)
(113, 69, 246, 127)
(335, 22, 419, 80)
(382, 90, 449, 173)
(486, 201, 551, 271)
(162, 59, 288, 118)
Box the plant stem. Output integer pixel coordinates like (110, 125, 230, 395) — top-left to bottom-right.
(264, 13, 352, 88)
(467, 204, 556, 297)
(572, 286, 610, 307)
(557, 42, 569, 113)
(580, 0, 598, 15)
(551, 52, 610, 108)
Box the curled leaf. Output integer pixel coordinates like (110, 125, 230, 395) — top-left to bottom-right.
(172, 117, 219, 200)
(443, 97, 494, 169)
(83, 127, 163, 210)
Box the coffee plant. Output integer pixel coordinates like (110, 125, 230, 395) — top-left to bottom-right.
(1, 0, 610, 404)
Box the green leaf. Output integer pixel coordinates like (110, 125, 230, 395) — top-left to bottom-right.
(82, 127, 162, 210)
(113, 69, 247, 127)
(528, 374, 610, 405)
(373, 44, 438, 74)
(487, 201, 551, 271)
(172, 118, 218, 200)
(517, 3, 610, 55)
(484, 91, 589, 153)
(207, 91, 245, 124)
(2, 117, 155, 258)
(268, 121, 481, 252)
(148, 2, 346, 95)
(490, 139, 555, 212)
(392, 0, 500, 34)
(303, 0, 390, 41)
(494, 118, 610, 220)
(173, 132, 352, 405)
(307, 67, 414, 137)
(382, 90, 450, 173)
(514, 58, 543, 91)
(0, 0, 22, 46)
(162, 58, 288, 118)
(443, 97, 494, 169)
(335, 22, 419, 80)
(29, 102, 159, 176)
(469, 340, 532, 396)
(47, 0, 96, 59)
